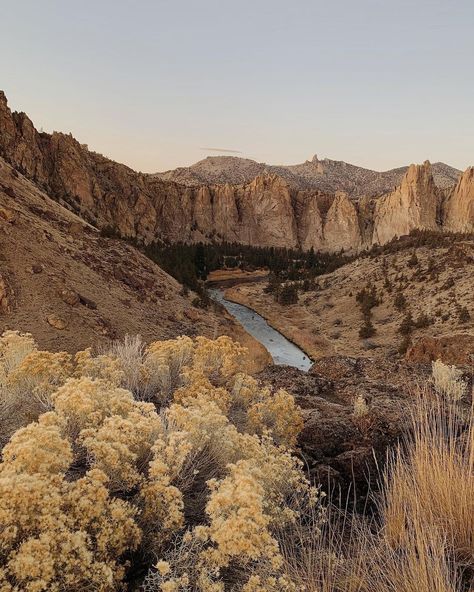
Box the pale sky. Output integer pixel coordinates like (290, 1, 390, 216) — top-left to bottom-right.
(1, 0, 473, 173)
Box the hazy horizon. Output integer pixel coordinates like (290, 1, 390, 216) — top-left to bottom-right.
(2, 0, 474, 173)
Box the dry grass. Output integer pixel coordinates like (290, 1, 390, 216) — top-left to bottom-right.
(280, 386, 473, 591)
(381, 390, 474, 565)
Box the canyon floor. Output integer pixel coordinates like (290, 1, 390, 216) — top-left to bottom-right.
(223, 241, 474, 365)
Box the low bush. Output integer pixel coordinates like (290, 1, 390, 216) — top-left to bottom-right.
(0, 331, 315, 591)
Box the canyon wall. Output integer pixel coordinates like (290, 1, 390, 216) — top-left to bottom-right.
(1, 91, 473, 252)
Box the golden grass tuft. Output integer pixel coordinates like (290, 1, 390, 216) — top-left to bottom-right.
(280, 385, 473, 592)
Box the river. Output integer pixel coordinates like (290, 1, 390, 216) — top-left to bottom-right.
(209, 288, 312, 372)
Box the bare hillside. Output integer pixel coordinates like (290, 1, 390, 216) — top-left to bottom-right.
(224, 240, 474, 363)
(0, 157, 269, 370)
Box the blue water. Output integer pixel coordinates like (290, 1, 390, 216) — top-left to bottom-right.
(210, 288, 312, 371)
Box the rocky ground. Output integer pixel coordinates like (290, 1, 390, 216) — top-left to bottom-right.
(259, 353, 473, 507)
(0, 157, 270, 372)
(257, 356, 420, 507)
(225, 242, 474, 364)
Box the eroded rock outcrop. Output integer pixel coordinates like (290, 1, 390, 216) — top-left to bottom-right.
(406, 333, 474, 366)
(372, 161, 439, 245)
(258, 358, 412, 505)
(443, 167, 474, 233)
(324, 191, 362, 251)
(1, 92, 473, 253)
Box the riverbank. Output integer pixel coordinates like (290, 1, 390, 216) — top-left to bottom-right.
(211, 288, 313, 371)
(207, 268, 269, 290)
(224, 285, 335, 362)
(216, 305, 272, 373)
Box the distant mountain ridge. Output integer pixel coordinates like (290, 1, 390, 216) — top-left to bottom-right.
(154, 154, 461, 198)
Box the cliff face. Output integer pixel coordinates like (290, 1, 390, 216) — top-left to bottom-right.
(372, 161, 440, 245)
(443, 167, 474, 233)
(1, 92, 473, 253)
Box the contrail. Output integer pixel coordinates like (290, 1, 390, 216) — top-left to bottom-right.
(200, 147, 242, 154)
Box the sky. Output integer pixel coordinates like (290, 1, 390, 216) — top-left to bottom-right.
(1, 0, 473, 173)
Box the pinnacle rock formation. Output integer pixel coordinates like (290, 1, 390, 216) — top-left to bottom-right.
(324, 192, 361, 252)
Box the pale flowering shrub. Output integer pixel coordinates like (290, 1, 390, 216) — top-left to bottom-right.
(173, 370, 232, 414)
(431, 359, 467, 402)
(351, 393, 374, 435)
(352, 393, 369, 418)
(146, 456, 313, 591)
(73, 347, 125, 385)
(6, 350, 73, 408)
(144, 336, 195, 402)
(105, 334, 156, 400)
(203, 460, 282, 569)
(0, 332, 60, 443)
(80, 407, 162, 492)
(1, 412, 72, 475)
(192, 336, 246, 384)
(247, 387, 303, 448)
(0, 330, 36, 381)
(140, 430, 193, 553)
(0, 331, 312, 591)
(0, 443, 140, 591)
(52, 377, 140, 433)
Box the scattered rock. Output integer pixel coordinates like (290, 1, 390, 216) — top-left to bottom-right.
(30, 264, 43, 274)
(0, 275, 12, 313)
(68, 221, 84, 236)
(58, 288, 80, 306)
(47, 315, 68, 330)
(184, 308, 200, 322)
(78, 294, 97, 310)
(3, 186, 15, 199)
(0, 205, 16, 223)
(95, 317, 114, 337)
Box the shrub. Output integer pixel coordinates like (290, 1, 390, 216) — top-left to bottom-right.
(398, 312, 414, 336)
(356, 284, 380, 318)
(0, 331, 314, 591)
(394, 291, 407, 311)
(414, 313, 432, 329)
(359, 320, 376, 339)
(277, 284, 299, 305)
(407, 251, 419, 268)
(458, 306, 470, 323)
(431, 360, 466, 402)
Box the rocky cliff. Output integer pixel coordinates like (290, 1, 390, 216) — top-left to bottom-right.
(443, 167, 474, 233)
(1, 91, 473, 253)
(372, 161, 440, 246)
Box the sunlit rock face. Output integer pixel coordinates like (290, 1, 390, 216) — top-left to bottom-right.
(0, 91, 471, 253)
(443, 166, 474, 233)
(372, 161, 439, 246)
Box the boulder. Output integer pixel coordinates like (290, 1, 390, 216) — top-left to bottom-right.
(47, 315, 68, 330)
(406, 333, 474, 366)
(58, 288, 80, 306)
